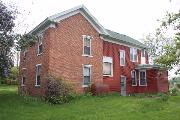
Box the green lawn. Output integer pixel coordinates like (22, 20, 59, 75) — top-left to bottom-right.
(0, 85, 180, 120)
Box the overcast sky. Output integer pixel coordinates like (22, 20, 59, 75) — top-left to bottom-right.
(4, 0, 180, 39)
(3, 0, 180, 77)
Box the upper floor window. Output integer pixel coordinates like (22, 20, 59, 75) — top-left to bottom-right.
(83, 35, 92, 56)
(131, 70, 137, 86)
(23, 50, 28, 61)
(83, 65, 91, 87)
(35, 64, 41, 86)
(37, 34, 43, 55)
(139, 70, 147, 86)
(141, 49, 146, 57)
(103, 56, 113, 76)
(130, 47, 137, 62)
(120, 50, 125, 66)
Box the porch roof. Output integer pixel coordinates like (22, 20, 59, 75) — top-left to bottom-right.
(135, 64, 161, 70)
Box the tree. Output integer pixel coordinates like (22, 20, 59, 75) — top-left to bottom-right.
(143, 11, 180, 74)
(0, 1, 17, 78)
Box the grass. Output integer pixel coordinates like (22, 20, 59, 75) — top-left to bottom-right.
(0, 85, 180, 120)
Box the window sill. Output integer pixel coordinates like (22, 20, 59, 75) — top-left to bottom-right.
(132, 85, 137, 87)
(35, 85, 41, 87)
(37, 53, 43, 56)
(120, 65, 125, 67)
(82, 85, 89, 88)
(103, 75, 113, 77)
(82, 54, 93, 57)
(139, 85, 147, 86)
(21, 84, 26, 86)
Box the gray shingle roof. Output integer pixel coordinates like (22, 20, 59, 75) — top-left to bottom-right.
(101, 29, 146, 48)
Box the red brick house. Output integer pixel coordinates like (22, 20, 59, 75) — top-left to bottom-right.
(19, 5, 168, 96)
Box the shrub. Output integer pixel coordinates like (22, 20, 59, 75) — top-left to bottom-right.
(169, 87, 179, 96)
(157, 93, 169, 102)
(176, 84, 180, 89)
(44, 76, 76, 104)
(91, 83, 109, 96)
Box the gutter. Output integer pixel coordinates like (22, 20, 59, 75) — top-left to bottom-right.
(100, 34, 147, 49)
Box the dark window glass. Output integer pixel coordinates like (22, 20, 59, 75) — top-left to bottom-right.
(140, 71, 146, 85)
(83, 66, 90, 85)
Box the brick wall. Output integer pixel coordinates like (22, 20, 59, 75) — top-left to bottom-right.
(102, 41, 161, 94)
(19, 13, 104, 95)
(46, 13, 103, 93)
(19, 28, 51, 96)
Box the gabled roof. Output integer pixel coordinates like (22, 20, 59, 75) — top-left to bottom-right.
(101, 29, 146, 48)
(29, 5, 146, 48)
(29, 5, 108, 35)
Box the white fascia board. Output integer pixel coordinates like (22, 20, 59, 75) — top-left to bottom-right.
(100, 36, 143, 50)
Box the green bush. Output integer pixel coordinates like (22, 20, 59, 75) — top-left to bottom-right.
(176, 84, 180, 89)
(44, 76, 76, 104)
(157, 93, 169, 102)
(169, 87, 179, 96)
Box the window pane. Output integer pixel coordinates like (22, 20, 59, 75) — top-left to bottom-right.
(134, 48, 137, 61)
(130, 48, 133, 61)
(84, 46, 90, 55)
(22, 77, 26, 84)
(103, 62, 111, 75)
(37, 75, 41, 85)
(36, 65, 41, 75)
(131, 71, 136, 85)
(84, 38, 90, 47)
(84, 67, 90, 76)
(140, 71, 146, 85)
(38, 44, 43, 54)
(120, 51, 125, 65)
(142, 49, 145, 57)
(84, 76, 90, 85)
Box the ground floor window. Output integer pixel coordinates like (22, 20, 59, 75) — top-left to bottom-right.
(131, 70, 137, 86)
(139, 70, 147, 86)
(21, 68, 27, 86)
(35, 64, 41, 86)
(83, 65, 91, 86)
(103, 56, 113, 76)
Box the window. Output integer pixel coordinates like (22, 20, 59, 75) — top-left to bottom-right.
(23, 50, 28, 61)
(139, 70, 147, 86)
(21, 68, 27, 86)
(83, 65, 91, 86)
(83, 35, 92, 56)
(35, 64, 41, 86)
(37, 35, 43, 55)
(120, 50, 125, 66)
(103, 56, 113, 76)
(130, 48, 137, 62)
(22, 77, 26, 86)
(141, 49, 146, 57)
(131, 70, 137, 86)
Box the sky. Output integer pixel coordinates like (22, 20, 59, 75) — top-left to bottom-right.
(3, 0, 180, 78)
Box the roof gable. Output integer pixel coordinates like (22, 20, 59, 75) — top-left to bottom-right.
(29, 5, 108, 35)
(29, 5, 146, 48)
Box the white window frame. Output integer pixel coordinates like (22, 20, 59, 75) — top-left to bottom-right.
(103, 56, 113, 77)
(21, 68, 27, 86)
(120, 50, 125, 66)
(139, 70, 147, 86)
(131, 70, 137, 86)
(82, 64, 92, 87)
(130, 47, 137, 62)
(37, 34, 43, 56)
(82, 35, 93, 57)
(35, 64, 41, 86)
